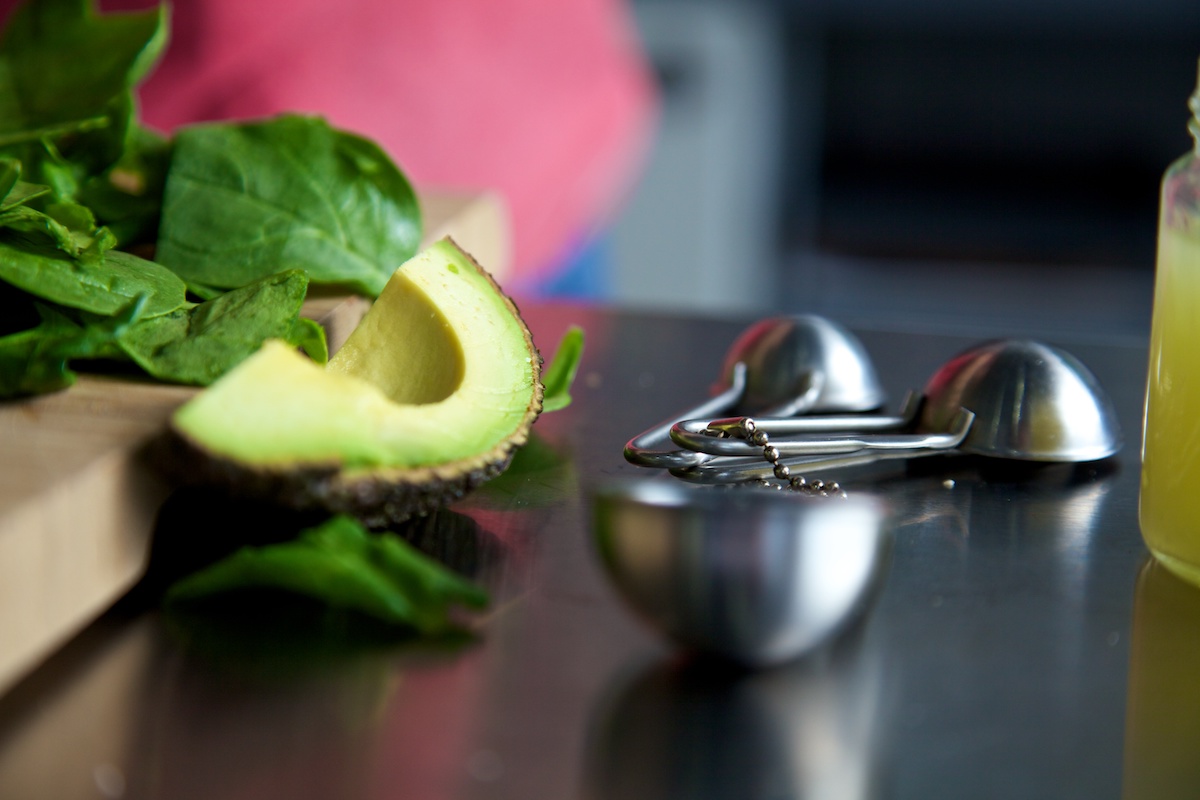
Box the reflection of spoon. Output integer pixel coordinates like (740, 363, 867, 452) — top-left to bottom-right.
(671, 339, 1123, 483)
(585, 645, 882, 800)
(623, 316, 885, 469)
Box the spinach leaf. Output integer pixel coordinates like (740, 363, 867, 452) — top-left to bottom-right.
(1, 180, 49, 212)
(0, 295, 141, 398)
(165, 515, 489, 633)
(182, 280, 229, 302)
(0, 103, 125, 202)
(0, 307, 82, 397)
(0, 0, 167, 179)
(541, 325, 585, 412)
(288, 317, 329, 364)
(0, 202, 100, 257)
(0, 157, 52, 212)
(0, 158, 16, 200)
(77, 123, 170, 248)
(117, 269, 328, 385)
(155, 115, 421, 297)
(0, 185, 50, 218)
(0, 229, 186, 317)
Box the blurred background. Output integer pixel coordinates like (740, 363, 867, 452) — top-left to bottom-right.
(603, 0, 1200, 342)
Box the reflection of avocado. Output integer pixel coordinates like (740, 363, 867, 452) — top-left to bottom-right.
(169, 238, 544, 525)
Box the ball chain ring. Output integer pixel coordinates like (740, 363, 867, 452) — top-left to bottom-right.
(708, 417, 844, 496)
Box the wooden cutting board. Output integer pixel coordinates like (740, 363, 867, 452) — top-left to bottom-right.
(0, 190, 510, 696)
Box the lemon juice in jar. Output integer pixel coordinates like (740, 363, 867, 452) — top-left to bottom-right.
(1141, 62, 1200, 584)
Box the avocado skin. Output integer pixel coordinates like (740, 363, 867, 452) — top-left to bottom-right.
(159, 371, 543, 526)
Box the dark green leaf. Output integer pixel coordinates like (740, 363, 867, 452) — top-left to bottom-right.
(45, 197, 98, 232)
(541, 325, 585, 412)
(0, 165, 116, 256)
(0, 307, 80, 396)
(183, 280, 226, 301)
(165, 515, 489, 633)
(0, 113, 109, 150)
(0, 205, 78, 254)
(0, 179, 51, 212)
(0, 295, 142, 398)
(0, 158, 17, 200)
(0, 0, 165, 203)
(0, 200, 116, 259)
(77, 123, 170, 247)
(0, 161, 57, 239)
(10, 95, 138, 204)
(0, 0, 167, 141)
(0, 230, 187, 316)
(155, 115, 422, 297)
(117, 269, 327, 385)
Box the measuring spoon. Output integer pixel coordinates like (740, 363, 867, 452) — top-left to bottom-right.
(670, 339, 1122, 483)
(623, 315, 885, 469)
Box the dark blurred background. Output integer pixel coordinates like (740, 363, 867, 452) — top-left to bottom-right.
(608, 0, 1200, 342)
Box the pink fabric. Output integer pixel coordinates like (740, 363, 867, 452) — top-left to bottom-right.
(3, 0, 658, 283)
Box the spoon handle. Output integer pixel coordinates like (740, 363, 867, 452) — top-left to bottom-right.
(669, 407, 974, 459)
(669, 448, 935, 484)
(704, 391, 922, 437)
(622, 363, 750, 469)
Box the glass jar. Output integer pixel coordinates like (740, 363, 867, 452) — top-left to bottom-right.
(1140, 62, 1200, 585)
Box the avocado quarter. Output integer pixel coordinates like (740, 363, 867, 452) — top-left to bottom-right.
(168, 238, 544, 525)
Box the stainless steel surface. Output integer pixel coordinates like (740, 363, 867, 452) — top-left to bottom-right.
(0, 303, 1159, 799)
(592, 480, 891, 667)
(587, 632, 884, 800)
(623, 314, 882, 469)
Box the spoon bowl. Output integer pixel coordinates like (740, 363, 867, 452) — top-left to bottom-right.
(624, 315, 885, 468)
(592, 481, 892, 667)
(719, 315, 887, 416)
(919, 339, 1122, 462)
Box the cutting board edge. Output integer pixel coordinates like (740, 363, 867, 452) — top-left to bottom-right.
(0, 443, 172, 697)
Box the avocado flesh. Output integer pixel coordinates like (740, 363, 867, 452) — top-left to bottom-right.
(169, 238, 543, 522)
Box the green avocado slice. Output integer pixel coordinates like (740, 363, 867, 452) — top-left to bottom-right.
(169, 238, 544, 523)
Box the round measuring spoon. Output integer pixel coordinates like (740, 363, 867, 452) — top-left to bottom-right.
(592, 479, 893, 667)
(669, 339, 1123, 483)
(920, 338, 1123, 461)
(623, 315, 886, 469)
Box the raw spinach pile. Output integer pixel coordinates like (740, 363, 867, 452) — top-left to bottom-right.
(0, 0, 421, 399)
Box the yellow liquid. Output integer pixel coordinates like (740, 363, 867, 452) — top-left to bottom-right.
(1141, 223, 1200, 585)
(1123, 558, 1200, 798)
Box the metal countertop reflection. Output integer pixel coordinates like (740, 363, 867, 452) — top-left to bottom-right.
(0, 303, 1163, 799)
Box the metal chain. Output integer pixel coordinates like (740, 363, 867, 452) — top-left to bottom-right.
(706, 417, 844, 496)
